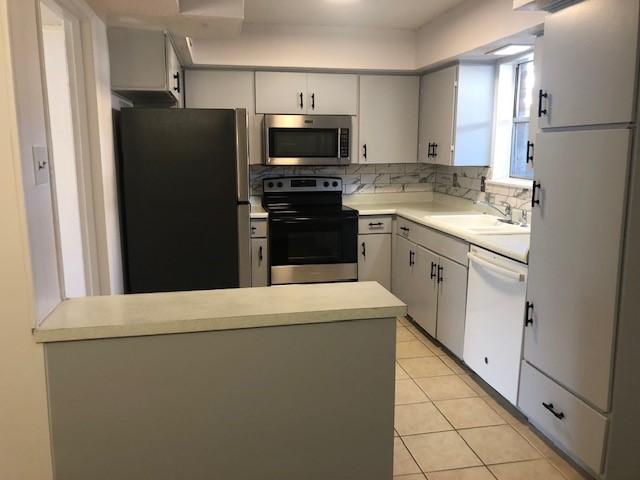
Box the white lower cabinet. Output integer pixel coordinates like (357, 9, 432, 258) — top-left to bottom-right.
(519, 361, 608, 474)
(358, 234, 391, 291)
(392, 220, 468, 353)
(251, 238, 268, 287)
(464, 247, 528, 405)
(435, 256, 467, 359)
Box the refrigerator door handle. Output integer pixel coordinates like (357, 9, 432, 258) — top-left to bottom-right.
(235, 108, 249, 202)
(237, 203, 251, 288)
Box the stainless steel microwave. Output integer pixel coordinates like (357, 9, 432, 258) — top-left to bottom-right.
(263, 114, 351, 166)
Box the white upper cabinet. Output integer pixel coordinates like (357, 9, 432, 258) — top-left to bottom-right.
(255, 72, 308, 114)
(108, 27, 182, 107)
(526, 129, 631, 412)
(359, 75, 419, 164)
(419, 64, 495, 166)
(255, 72, 357, 115)
(306, 74, 358, 115)
(539, 0, 639, 128)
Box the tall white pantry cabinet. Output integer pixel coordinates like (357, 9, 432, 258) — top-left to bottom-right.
(519, 0, 640, 478)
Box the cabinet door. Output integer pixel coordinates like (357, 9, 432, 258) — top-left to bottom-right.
(418, 66, 456, 165)
(436, 257, 467, 359)
(359, 75, 419, 164)
(165, 36, 182, 105)
(540, 0, 639, 128)
(307, 74, 358, 115)
(358, 234, 391, 290)
(255, 72, 307, 114)
(410, 245, 439, 337)
(526, 129, 630, 411)
(392, 235, 414, 306)
(251, 238, 268, 287)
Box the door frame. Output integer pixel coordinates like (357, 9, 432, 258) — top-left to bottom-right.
(36, 0, 104, 296)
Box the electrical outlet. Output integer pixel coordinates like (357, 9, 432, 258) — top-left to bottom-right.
(32, 146, 50, 185)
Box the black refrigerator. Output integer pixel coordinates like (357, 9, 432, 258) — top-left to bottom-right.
(116, 108, 250, 294)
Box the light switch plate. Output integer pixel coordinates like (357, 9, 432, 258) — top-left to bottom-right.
(32, 145, 50, 185)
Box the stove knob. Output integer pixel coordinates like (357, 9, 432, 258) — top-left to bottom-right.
(323, 181, 330, 187)
(267, 181, 274, 188)
(277, 181, 283, 188)
(332, 181, 339, 187)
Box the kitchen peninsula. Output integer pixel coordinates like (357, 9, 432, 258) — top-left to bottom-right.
(35, 282, 406, 480)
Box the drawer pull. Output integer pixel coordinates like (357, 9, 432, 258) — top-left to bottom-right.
(542, 402, 565, 420)
(400, 226, 410, 233)
(369, 222, 384, 227)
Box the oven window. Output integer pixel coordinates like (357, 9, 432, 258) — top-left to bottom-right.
(269, 128, 338, 158)
(269, 217, 357, 266)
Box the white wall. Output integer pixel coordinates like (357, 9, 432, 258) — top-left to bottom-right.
(0, 1, 54, 478)
(42, 21, 87, 298)
(415, 0, 546, 69)
(191, 23, 417, 71)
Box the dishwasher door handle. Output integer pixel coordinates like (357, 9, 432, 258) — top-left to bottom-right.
(467, 252, 525, 282)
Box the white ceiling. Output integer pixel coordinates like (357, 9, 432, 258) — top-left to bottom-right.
(244, 0, 466, 30)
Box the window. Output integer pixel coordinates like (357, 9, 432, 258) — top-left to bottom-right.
(490, 52, 535, 187)
(510, 60, 534, 179)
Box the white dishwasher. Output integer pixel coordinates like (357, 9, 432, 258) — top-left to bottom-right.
(463, 245, 528, 405)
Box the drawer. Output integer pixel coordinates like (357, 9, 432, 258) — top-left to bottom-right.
(396, 216, 468, 265)
(250, 220, 267, 238)
(518, 361, 608, 474)
(359, 216, 392, 234)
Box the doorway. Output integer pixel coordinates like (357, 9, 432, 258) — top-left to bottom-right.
(39, 0, 97, 298)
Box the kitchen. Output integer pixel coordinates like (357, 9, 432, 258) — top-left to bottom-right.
(1, 1, 639, 480)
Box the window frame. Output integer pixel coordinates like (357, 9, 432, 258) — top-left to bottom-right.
(509, 59, 534, 180)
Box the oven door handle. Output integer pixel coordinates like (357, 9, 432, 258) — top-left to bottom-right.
(270, 216, 354, 224)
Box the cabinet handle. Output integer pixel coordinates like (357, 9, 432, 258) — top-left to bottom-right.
(432, 143, 438, 157)
(311, 93, 315, 110)
(368, 222, 384, 228)
(361, 241, 366, 258)
(400, 226, 410, 233)
(362, 143, 367, 160)
(173, 72, 181, 93)
(525, 301, 534, 326)
(437, 265, 444, 284)
(258, 245, 263, 264)
(526, 141, 534, 164)
(427, 142, 433, 158)
(538, 90, 548, 117)
(531, 181, 541, 208)
(542, 402, 565, 420)
(409, 250, 415, 267)
(299, 92, 304, 109)
(430, 262, 437, 280)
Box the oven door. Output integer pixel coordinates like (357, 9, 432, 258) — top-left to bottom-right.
(264, 115, 351, 166)
(269, 214, 357, 284)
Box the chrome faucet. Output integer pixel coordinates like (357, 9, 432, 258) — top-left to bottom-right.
(474, 200, 514, 224)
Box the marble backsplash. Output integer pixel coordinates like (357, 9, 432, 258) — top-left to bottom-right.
(250, 163, 532, 220)
(250, 163, 436, 196)
(434, 166, 533, 218)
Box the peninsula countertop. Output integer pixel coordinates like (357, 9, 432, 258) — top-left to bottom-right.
(34, 282, 406, 343)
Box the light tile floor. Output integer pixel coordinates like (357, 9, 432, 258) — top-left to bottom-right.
(393, 317, 593, 480)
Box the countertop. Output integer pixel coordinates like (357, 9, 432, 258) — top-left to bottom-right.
(34, 282, 407, 343)
(345, 199, 530, 264)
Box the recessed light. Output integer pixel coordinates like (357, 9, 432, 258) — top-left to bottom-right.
(485, 44, 533, 56)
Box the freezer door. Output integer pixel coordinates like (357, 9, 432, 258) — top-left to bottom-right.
(119, 108, 240, 293)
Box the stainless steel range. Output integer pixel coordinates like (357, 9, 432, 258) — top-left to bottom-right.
(262, 177, 358, 285)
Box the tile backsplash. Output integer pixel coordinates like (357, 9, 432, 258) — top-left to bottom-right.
(434, 166, 533, 217)
(250, 164, 436, 196)
(250, 163, 532, 219)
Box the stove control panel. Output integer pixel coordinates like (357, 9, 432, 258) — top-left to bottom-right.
(263, 177, 342, 193)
